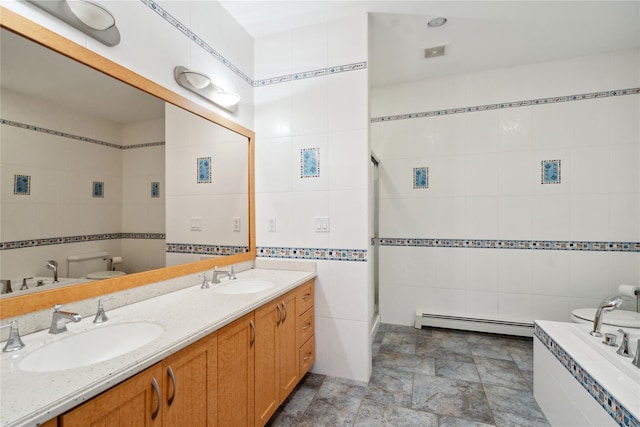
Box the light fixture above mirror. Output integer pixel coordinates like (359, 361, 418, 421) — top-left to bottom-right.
(27, 0, 120, 46)
(174, 66, 241, 113)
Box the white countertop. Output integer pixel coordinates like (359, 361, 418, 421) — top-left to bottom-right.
(535, 320, 640, 421)
(0, 267, 315, 427)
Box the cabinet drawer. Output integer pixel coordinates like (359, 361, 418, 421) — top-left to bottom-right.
(297, 308, 314, 347)
(299, 336, 315, 376)
(296, 281, 314, 316)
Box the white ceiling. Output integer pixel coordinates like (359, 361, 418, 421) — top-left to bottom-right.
(220, 0, 640, 87)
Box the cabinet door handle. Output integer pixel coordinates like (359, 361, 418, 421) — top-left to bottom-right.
(151, 377, 161, 420)
(249, 319, 255, 347)
(303, 353, 312, 361)
(302, 322, 311, 331)
(302, 293, 310, 301)
(281, 301, 287, 323)
(167, 366, 177, 406)
(276, 303, 282, 326)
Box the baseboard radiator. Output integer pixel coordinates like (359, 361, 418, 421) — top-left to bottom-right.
(414, 310, 534, 337)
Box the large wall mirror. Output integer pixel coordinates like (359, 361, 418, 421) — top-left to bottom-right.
(0, 9, 255, 319)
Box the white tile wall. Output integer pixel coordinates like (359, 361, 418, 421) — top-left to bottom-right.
(373, 49, 640, 326)
(254, 14, 370, 382)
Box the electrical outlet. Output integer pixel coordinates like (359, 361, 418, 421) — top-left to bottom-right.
(267, 216, 276, 232)
(190, 217, 202, 231)
(233, 217, 241, 232)
(314, 216, 329, 232)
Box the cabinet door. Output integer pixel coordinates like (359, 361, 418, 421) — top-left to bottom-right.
(217, 312, 255, 427)
(278, 292, 299, 400)
(254, 300, 279, 426)
(59, 364, 163, 427)
(163, 332, 217, 427)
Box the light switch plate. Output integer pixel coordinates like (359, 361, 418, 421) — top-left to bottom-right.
(190, 217, 202, 231)
(314, 216, 329, 232)
(233, 217, 241, 232)
(268, 216, 276, 232)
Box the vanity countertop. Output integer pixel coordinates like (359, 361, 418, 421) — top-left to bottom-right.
(0, 267, 315, 427)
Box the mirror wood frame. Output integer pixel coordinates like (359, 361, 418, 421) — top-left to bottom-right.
(0, 7, 256, 319)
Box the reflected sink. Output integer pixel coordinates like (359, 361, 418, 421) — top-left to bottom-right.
(20, 322, 164, 372)
(215, 280, 276, 295)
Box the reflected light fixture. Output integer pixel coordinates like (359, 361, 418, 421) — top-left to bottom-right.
(174, 66, 241, 113)
(27, 0, 120, 46)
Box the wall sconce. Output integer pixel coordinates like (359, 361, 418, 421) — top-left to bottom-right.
(174, 66, 241, 113)
(27, 0, 120, 46)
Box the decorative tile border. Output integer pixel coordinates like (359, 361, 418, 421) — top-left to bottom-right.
(255, 62, 368, 87)
(535, 324, 639, 427)
(0, 233, 166, 251)
(413, 167, 429, 189)
(13, 175, 30, 195)
(370, 87, 640, 123)
(1, 118, 165, 150)
(165, 243, 249, 256)
(541, 160, 561, 184)
(301, 148, 320, 178)
(377, 238, 640, 252)
(257, 246, 367, 262)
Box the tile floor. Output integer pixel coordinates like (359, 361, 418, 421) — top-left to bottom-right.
(267, 323, 551, 427)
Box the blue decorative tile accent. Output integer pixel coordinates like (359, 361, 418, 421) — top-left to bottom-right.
(92, 181, 104, 198)
(1, 118, 164, 150)
(301, 148, 320, 178)
(542, 160, 561, 184)
(535, 324, 639, 427)
(413, 167, 429, 189)
(151, 182, 160, 198)
(0, 233, 165, 251)
(13, 175, 30, 195)
(165, 243, 249, 255)
(257, 247, 368, 262)
(197, 157, 212, 184)
(377, 237, 640, 252)
(370, 87, 640, 123)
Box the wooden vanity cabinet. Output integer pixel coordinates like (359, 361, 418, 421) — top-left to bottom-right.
(216, 312, 255, 426)
(57, 280, 314, 427)
(162, 333, 217, 427)
(254, 290, 298, 426)
(59, 363, 164, 427)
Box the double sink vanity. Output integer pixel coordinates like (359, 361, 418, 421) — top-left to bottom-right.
(1, 263, 316, 427)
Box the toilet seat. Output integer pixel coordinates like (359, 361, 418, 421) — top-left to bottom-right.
(571, 308, 640, 329)
(86, 271, 126, 280)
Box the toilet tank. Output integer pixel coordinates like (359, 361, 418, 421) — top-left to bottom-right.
(67, 252, 111, 278)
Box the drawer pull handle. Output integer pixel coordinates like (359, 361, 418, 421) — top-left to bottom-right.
(249, 320, 256, 347)
(276, 303, 282, 325)
(282, 301, 287, 323)
(151, 377, 161, 420)
(302, 323, 311, 331)
(302, 294, 310, 301)
(167, 366, 177, 406)
(303, 353, 312, 361)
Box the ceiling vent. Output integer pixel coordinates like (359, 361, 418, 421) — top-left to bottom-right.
(424, 45, 446, 59)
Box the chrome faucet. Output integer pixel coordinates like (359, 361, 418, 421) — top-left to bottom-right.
(632, 340, 640, 368)
(0, 321, 25, 352)
(46, 260, 59, 283)
(211, 266, 236, 284)
(49, 304, 82, 334)
(590, 295, 624, 337)
(200, 273, 210, 289)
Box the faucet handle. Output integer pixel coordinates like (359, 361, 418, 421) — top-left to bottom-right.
(0, 321, 25, 352)
(632, 340, 640, 368)
(200, 273, 210, 289)
(21, 277, 33, 291)
(53, 304, 62, 312)
(94, 297, 115, 323)
(617, 329, 634, 358)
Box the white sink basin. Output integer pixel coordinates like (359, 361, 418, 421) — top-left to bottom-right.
(19, 322, 164, 372)
(215, 280, 276, 295)
(87, 271, 126, 280)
